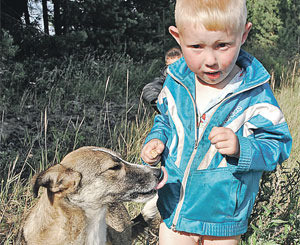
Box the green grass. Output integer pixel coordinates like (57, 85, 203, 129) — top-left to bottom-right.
(0, 54, 299, 244)
(241, 66, 300, 244)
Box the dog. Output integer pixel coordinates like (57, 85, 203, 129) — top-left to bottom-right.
(21, 146, 167, 245)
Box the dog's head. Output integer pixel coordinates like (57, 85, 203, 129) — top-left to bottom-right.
(32, 147, 165, 208)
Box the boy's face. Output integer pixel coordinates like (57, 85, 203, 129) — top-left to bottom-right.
(169, 23, 251, 86)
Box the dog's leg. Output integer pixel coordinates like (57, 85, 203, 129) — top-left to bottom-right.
(106, 203, 132, 245)
(141, 194, 159, 222)
(131, 194, 160, 239)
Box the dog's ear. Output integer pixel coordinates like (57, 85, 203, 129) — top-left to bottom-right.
(32, 164, 82, 198)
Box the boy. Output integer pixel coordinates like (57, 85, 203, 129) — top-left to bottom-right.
(142, 47, 182, 110)
(141, 0, 292, 244)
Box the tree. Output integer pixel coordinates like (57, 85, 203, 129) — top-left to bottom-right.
(52, 0, 62, 35)
(247, 0, 283, 49)
(42, 0, 49, 35)
(45, 0, 176, 58)
(1, 0, 30, 28)
(278, 0, 300, 55)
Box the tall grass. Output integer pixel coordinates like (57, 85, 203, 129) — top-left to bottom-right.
(0, 54, 162, 244)
(241, 63, 300, 244)
(0, 54, 299, 244)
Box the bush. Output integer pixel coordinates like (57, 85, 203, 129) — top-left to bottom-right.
(0, 30, 26, 106)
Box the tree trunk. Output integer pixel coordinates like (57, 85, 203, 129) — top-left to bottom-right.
(52, 0, 62, 35)
(24, 0, 30, 25)
(42, 0, 49, 34)
(61, 0, 69, 34)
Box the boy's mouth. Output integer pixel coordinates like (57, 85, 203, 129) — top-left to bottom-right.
(204, 71, 221, 80)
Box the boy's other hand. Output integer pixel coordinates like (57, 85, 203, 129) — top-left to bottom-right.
(141, 139, 165, 165)
(208, 127, 240, 158)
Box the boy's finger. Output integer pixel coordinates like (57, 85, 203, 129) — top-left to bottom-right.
(147, 154, 161, 165)
(150, 149, 159, 158)
(208, 126, 222, 140)
(150, 146, 164, 159)
(156, 142, 165, 154)
(209, 131, 226, 144)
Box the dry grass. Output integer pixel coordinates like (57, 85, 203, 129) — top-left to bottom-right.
(0, 58, 299, 244)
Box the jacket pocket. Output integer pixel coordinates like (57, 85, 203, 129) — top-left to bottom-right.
(182, 168, 240, 223)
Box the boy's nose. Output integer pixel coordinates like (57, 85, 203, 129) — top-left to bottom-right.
(203, 50, 217, 67)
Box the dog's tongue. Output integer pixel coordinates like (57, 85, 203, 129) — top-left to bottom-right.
(155, 166, 168, 190)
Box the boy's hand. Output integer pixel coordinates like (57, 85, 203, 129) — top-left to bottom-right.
(208, 127, 240, 158)
(141, 139, 165, 165)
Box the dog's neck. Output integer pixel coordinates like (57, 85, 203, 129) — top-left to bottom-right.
(85, 206, 107, 245)
(24, 191, 87, 244)
(68, 192, 109, 245)
(25, 190, 109, 245)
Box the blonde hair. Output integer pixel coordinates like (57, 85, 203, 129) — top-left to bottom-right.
(175, 0, 247, 34)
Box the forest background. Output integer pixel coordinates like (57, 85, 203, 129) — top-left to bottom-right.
(0, 0, 300, 244)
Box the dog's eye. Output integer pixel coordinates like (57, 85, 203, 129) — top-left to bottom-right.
(111, 155, 121, 162)
(108, 164, 122, 171)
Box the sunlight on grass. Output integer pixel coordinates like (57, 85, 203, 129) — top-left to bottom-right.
(276, 77, 300, 169)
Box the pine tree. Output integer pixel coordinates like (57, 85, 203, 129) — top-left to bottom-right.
(247, 0, 283, 49)
(278, 0, 300, 55)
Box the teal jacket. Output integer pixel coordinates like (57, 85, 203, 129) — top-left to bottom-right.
(144, 50, 292, 236)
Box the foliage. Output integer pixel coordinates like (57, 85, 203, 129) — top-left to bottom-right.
(242, 165, 300, 244)
(0, 30, 19, 59)
(1, 0, 176, 60)
(245, 0, 300, 79)
(247, 0, 283, 49)
(1, 0, 299, 72)
(0, 30, 26, 102)
(245, 0, 283, 78)
(71, 0, 177, 59)
(277, 0, 300, 55)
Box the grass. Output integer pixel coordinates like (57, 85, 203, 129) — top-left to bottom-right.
(241, 63, 300, 244)
(0, 54, 299, 244)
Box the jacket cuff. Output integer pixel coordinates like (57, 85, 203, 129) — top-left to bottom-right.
(144, 131, 168, 145)
(236, 135, 252, 172)
(141, 158, 150, 166)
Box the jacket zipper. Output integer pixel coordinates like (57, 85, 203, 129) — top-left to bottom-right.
(167, 68, 269, 230)
(167, 71, 204, 230)
(171, 116, 212, 230)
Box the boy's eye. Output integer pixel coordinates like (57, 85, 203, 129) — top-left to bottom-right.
(190, 44, 203, 49)
(217, 43, 229, 49)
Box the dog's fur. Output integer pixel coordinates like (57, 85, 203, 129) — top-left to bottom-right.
(21, 146, 161, 245)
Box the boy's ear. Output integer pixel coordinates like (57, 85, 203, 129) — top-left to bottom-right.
(169, 26, 181, 45)
(241, 22, 252, 44)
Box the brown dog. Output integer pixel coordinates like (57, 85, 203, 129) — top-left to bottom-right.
(21, 146, 165, 245)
